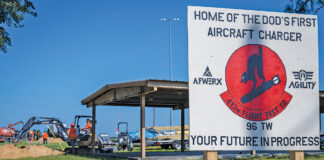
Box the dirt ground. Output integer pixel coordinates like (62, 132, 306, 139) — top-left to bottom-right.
(0, 144, 63, 159)
(35, 137, 64, 143)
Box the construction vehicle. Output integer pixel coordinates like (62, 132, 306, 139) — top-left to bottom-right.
(97, 133, 118, 153)
(117, 122, 133, 151)
(74, 115, 93, 148)
(14, 117, 69, 144)
(149, 125, 190, 150)
(13, 116, 102, 154)
(0, 121, 23, 143)
(47, 123, 67, 137)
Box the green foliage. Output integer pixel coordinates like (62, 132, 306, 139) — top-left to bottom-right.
(0, 0, 37, 53)
(285, 0, 324, 14)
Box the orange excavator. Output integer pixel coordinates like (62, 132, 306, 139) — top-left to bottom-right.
(0, 121, 24, 143)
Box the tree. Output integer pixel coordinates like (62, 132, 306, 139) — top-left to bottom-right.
(0, 0, 37, 53)
(285, 0, 324, 14)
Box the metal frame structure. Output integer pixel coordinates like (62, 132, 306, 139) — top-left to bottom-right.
(81, 79, 324, 158)
(81, 79, 188, 157)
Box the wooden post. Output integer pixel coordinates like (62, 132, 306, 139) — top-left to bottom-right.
(204, 151, 217, 160)
(140, 89, 146, 158)
(91, 102, 96, 154)
(289, 151, 304, 160)
(181, 107, 185, 152)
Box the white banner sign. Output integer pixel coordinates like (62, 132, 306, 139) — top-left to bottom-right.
(188, 6, 319, 150)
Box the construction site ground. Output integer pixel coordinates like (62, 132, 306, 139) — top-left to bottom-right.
(0, 139, 124, 160)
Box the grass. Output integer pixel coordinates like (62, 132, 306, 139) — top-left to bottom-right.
(12, 140, 69, 151)
(220, 154, 324, 160)
(43, 142, 69, 150)
(0, 142, 7, 146)
(3, 155, 125, 160)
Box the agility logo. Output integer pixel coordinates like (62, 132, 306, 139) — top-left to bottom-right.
(220, 44, 292, 121)
(193, 66, 222, 85)
(289, 70, 316, 89)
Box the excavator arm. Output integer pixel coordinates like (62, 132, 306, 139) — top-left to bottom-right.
(7, 121, 24, 128)
(14, 117, 69, 143)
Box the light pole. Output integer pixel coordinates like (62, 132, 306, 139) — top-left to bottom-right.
(161, 17, 180, 127)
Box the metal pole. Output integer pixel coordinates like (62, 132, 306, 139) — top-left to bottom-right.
(169, 19, 173, 127)
(153, 108, 156, 127)
(161, 17, 179, 129)
(91, 102, 96, 155)
(140, 88, 146, 158)
(181, 107, 185, 152)
(170, 108, 172, 127)
(169, 19, 172, 81)
(118, 107, 120, 124)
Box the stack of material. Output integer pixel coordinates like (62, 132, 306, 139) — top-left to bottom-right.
(0, 144, 63, 159)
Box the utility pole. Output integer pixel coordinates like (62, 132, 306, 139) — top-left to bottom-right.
(153, 108, 156, 127)
(161, 17, 180, 127)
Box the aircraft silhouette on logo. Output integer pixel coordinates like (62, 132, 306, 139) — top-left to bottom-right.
(240, 45, 281, 104)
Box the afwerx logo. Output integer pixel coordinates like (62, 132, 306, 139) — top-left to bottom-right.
(193, 66, 222, 85)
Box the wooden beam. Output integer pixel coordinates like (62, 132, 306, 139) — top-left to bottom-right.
(94, 87, 156, 105)
(91, 102, 96, 154)
(81, 80, 148, 105)
(140, 89, 146, 158)
(103, 102, 176, 108)
(181, 107, 185, 152)
(147, 80, 188, 90)
(289, 151, 304, 160)
(204, 151, 217, 160)
(114, 96, 187, 106)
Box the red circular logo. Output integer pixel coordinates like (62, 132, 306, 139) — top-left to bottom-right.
(220, 44, 292, 121)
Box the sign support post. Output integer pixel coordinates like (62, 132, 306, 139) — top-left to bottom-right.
(289, 151, 304, 160)
(181, 107, 185, 152)
(203, 151, 218, 160)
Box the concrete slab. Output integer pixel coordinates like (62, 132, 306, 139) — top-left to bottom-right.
(97, 150, 324, 160)
(99, 151, 203, 160)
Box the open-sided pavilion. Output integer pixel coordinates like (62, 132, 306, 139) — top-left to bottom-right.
(81, 79, 188, 158)
(81, 79, 324, 158)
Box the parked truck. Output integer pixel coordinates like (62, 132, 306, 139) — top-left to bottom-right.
(148, 125, 189, 150)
